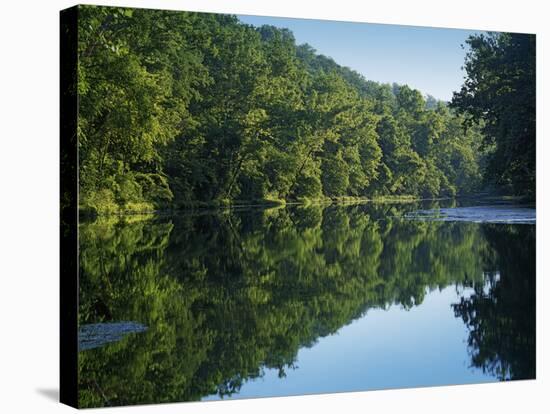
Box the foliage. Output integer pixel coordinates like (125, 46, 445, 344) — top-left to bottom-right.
(451, 32, 536, 197)
(76, 6, 493, 214)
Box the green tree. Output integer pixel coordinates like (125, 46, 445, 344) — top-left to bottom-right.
(451, 32, 536, 197)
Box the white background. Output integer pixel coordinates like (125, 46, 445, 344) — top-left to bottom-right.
(0, 0, 547, 412)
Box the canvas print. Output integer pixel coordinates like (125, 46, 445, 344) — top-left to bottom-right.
(60, 4, 536, 408)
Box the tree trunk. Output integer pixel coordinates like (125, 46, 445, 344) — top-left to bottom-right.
(287, 145, 317, 197)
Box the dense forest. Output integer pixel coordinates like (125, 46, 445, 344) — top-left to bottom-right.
(76, 6, 535, 215)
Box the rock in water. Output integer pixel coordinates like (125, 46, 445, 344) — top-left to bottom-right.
(79, 321, 147, 351)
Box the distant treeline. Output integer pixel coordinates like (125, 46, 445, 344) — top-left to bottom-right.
(76, 6, 535, 214)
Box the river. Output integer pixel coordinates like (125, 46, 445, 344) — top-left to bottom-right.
(77, 198, 535, 407)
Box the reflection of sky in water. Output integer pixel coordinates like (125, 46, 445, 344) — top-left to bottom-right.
(204, 285, 494, 400)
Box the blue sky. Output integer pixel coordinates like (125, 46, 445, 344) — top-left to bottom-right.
(238, 15, 485, 101)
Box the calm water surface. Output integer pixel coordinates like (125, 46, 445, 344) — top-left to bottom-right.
(77, 199, 535, 407)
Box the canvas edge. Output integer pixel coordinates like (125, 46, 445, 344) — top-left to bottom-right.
(60, 4, 79, 409)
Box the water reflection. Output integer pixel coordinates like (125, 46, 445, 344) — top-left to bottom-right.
(452, 224, 535, 380)
(77, 202, 535, 407)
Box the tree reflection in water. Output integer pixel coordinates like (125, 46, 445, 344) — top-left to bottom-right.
(452, 224, 535, 380)
(77, 202, 535, 407)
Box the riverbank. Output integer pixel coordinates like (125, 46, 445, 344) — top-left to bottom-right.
(78, 194, 422, 219)
(79, 192, 535, 220)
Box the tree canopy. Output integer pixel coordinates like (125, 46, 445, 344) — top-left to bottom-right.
(451, 32, 536, 196)
(76, 6, 496, 215)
